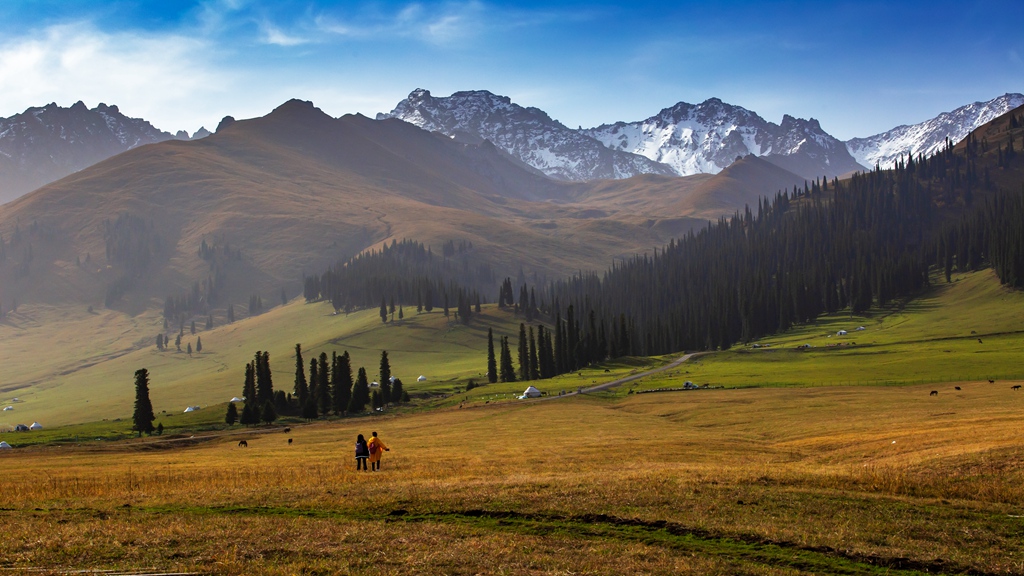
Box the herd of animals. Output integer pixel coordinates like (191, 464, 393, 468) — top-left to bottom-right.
(930, 381, 1021, 396)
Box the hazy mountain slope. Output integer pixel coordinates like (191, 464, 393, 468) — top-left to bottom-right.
(585, 98, 865, 180)
(846, 93, 1024, 169)
(0, 99, 718, 314)
(0, 102, 180, 204)
(674, 155, 805, 216)
(378, 89, 678, 181)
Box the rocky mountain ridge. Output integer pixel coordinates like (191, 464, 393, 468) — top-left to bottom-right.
(845, 93, 1024, 169)
(0, 101, 209, 204)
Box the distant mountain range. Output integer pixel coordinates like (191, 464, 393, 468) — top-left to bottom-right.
(0, 91, 1020, 208)
(382, 89, 1024, 183)
(846, 93, 1024, 169)
(0, 102, 210, 204)
(378, 89, 678, 181)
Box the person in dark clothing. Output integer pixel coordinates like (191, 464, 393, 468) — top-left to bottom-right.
(355, 434, 370, 471)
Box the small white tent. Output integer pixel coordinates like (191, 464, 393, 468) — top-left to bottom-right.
(183, 406, 201, 413)
(520, 386, 542, 399)
(837, 330, 848, 336)
(29, 422, 43, 431)
(417, 375, 427, 382)
(230, 397, 243, 403)
(0, 441, 11, 449)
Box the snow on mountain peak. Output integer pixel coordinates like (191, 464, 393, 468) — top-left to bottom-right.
(380, 89, 676, 181)
(846, 93, 1024, 169)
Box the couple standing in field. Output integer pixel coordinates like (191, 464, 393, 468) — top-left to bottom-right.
(355, 431, 389, 471)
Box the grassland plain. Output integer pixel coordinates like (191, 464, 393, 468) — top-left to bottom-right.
(1, 380, 1023, 575)
(2, 271, 1023, 574)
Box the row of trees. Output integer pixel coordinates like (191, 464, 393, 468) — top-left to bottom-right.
(226, 346, 409, 427)
(303, 238, 490, 322)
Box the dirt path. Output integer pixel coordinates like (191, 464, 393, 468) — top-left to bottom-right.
(538, 352, 703, 400)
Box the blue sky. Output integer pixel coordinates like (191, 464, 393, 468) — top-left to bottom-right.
(0, 1, 1020, 139)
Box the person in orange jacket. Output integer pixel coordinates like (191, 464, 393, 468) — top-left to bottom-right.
(367, 431, 390, 471)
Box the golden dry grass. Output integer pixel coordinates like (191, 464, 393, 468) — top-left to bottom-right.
(2, 380, 1022, 574)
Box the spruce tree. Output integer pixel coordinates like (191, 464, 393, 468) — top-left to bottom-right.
(391, 377, 404, 403)
(528, 326, 539, 380)
(196, 336, 202, 353)
(302, 397, 318, 421)
(317, 352, 331, 415)
(240, 402, 256, 426)
(379, 296, 388, 323)
(379, 350, 391, 392)
(499, 336, 516, 383)
(308, 358, 319, 407)
(349, 367, 370, 413)
(294, 344, 308, 406)
(187, 342, 192, 356)
(190, 320, 196, 335)
(486, 328, 498, 383)
(255, 351, 274, 406)
(517, 323, 529, 381)
(371, 390, 383, 411)
(132, 368, 156, 436)
(225, 402, 238, 425)
(227, 304, 235, 323)
(261, 401, 277, 424)
(333, 351, 352, 415)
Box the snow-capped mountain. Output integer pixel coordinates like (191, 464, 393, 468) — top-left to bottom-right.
(0, 101, 176, 203)
(383, 89, 866, 182)
(584, 98, 865, 180)
(378, 89, 677, 181)
(846, 93, 1024, 170)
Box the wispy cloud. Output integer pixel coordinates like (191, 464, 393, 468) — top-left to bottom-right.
(260, 21, 311, 46)
(302, 1, 484, 46)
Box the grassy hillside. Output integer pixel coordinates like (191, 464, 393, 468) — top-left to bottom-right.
(628, 269, 1024, 392)
(0, 299, 535, 427)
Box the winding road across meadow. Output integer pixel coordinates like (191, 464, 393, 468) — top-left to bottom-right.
(538, 352, 704, 400)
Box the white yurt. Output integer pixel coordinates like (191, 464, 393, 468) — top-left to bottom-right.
(29, 422, 43, 431)
(520, 386, 542, 399)
(417, 375, 427, 382)
(183, 406, 201, 413)
(0, 441, 11, 449)
(230, 397, 244, 403)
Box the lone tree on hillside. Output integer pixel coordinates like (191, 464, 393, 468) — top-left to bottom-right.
(225, 402, 238, 426)
(487, 328, 498, 383)
(379, 350, 391, 391)
(132, 368, 156, 436)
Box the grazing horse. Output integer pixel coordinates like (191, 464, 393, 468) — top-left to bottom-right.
(1013, 385, 1021, 391)
(955, 386, 961, 391)
(283, 427, 291, 433)
(929, 390, 938, 396)
(988, 379, 995, 384)
(288, 438, 293, 445)
(238, 440, 248, 448)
